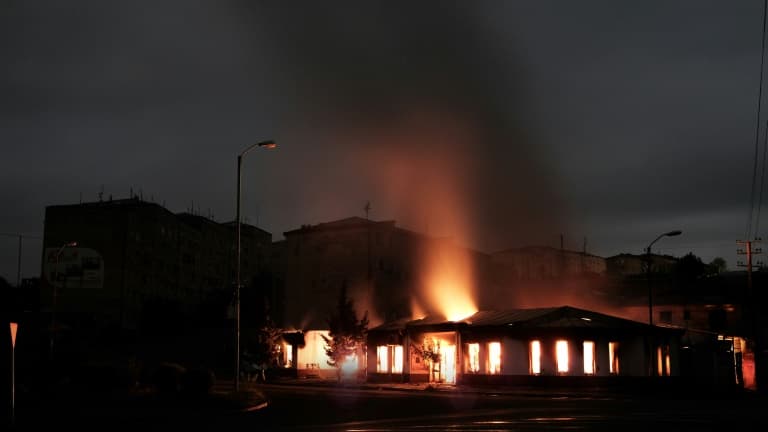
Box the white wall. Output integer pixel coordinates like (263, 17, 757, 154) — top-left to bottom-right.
(298, 330, 334, 370)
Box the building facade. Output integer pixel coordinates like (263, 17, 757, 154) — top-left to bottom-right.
(492, 246, 607, 280)
(41, 198, 271, 330)
(367, 306, 682, 385)
(269, 217, 492, 330)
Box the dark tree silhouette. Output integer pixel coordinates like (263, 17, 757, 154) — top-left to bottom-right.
(322, 282, 368, 381)
(675, 252, 708, 281)
(708, 257, 727, 274)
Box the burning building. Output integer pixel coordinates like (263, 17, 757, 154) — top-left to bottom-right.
(367, 306, 683, 385)
(268, 216, 491, 378)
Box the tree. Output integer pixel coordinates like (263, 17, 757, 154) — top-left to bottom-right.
(412, 336, 442, 383)
(675, 252, 707, 281)
(243, 317, 283, 381)
(250, 318, 283, 364)
(708, 257, 727, 274)
(322, 282, 368, 381)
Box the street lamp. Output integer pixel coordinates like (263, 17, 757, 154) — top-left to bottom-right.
(235, 140, 276, 391)
(645, 230, 681, 326)
(51, 241, 77, 359)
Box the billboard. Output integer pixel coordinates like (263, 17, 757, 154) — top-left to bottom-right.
(43, 247, 104, 289)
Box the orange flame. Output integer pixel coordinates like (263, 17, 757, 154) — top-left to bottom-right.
(332, 106, 481, 323)
(422, 239, 477, 321)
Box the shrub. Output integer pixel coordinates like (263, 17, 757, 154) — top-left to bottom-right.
(152, 362, 186, 394)
(180, 367, 215, 397)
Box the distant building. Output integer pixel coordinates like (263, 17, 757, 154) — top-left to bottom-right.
(606, 253, 677, 277)
(492, 246, 607, 280)
(41, 197, 271, 330)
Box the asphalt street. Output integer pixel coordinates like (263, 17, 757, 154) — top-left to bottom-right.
(238, 383, 768, 431)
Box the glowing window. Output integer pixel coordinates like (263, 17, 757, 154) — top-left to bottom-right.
(468, 343, 480, 373)
(583, 341, 595, 375)
(608, 342, 619, 375)
(377, 345, 388, 373)
(656, 346, 663, 376)
(441, 344, 457, 384)
(286, 344, 293, 367)
(392, 345, 404, 373)
(657, 345, 671, 376)
(530, 340, 541, 375)
(488, 342, 501, 375)
(556, 340, 569, 374)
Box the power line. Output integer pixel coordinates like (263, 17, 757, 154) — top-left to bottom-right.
(747, 0, 768, 240)
(756, 119, 768, 235)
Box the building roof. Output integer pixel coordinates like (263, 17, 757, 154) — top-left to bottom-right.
(283, 217, 396, 236)
(370, 305, 656, 332)
(492, 246, 605, 260)
(462, 306, 650, 330)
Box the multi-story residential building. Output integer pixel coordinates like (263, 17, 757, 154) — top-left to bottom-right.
(271, 216, 492, 330)
(41, 197, 271, 331)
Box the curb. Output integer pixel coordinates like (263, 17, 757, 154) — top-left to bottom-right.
(243, 401, 269, 412)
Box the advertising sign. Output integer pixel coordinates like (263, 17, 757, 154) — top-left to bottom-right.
(43, 247, 104, 289)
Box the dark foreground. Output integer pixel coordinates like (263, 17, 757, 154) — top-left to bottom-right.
(248, 383, 767, 431)
(6, 380, 767, 431)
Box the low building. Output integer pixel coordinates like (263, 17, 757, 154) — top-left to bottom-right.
(367, 306, 682, 385)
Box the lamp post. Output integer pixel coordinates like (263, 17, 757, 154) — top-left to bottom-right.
(645, 230, 682, 326)
(51, 241, 77, 359)
(235, 140, 276, 392)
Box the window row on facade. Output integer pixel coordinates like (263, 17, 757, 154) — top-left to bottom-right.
(372, 339, 663, 377)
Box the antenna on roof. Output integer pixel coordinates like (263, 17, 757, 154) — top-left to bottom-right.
(364, 201, 371, 220)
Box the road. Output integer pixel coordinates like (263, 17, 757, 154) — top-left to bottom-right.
(7, 382, 765, 431)
(232, 383, 768, 431)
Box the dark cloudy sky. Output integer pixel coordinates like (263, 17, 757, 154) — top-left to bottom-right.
(2, 0, 766, 282)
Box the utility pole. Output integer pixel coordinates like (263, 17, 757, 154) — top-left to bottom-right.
(1, 232, 43, 287)
(737, 239, 763, 390)
(737, 239, 763, 290)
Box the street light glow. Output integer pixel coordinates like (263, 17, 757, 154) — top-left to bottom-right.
(258, 140, 277, 149)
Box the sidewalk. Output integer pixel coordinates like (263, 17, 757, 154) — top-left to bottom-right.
(255, 376, 606, 398)
(257, 375, 764, 400)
